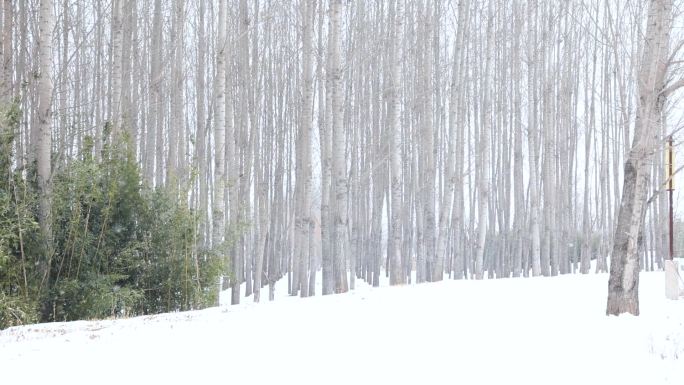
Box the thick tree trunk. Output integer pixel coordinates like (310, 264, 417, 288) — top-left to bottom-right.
(36, 0, 54, 293)
(330, 0, 348, 294)
(233, 0, 251, 304)
(213, 0, 226, 248)
(294, 0, 314, 298)
(109, 0, 122, 140)
(146, 0, 162, 185)
(607, 0, 671, 316)
(434, 0, 455, 283)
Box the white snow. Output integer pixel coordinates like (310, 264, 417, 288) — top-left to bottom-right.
(1, 272, 682, 384)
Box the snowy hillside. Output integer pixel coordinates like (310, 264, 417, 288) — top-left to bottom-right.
(1, 272, 682, 385)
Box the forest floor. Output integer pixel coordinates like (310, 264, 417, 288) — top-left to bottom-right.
(1, 271, 682, 384)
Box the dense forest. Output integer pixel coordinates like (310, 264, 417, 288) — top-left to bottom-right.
(1, 0, 682, 327)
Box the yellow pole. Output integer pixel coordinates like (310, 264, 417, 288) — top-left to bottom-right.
(666, 136, 674, 261)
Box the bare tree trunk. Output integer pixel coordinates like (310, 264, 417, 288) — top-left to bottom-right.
(253, 132, 268, 302)
(527, 0, 542, 277)
(294, 0, 314, 298)
(145, 0, 162, 185)
(389, 0, 405, 286)
(120, 0, 134, 150)
(475, 2, 493, 280)
(168, 0, 185, 188)
(319, 0, 333, 296)
(213, 0, 226, 248)
(1, 0, 14, 171)
(195, 0, 208, 248)
(580, 44, 596, 274)
(330, 0, 348, 294)
(511, 1, 524, 278)
(233, 0, 252, 304)
(109, 0, 122, 141)
(421, 2, 436, 282)
(0, 0, 12, 104)
(607, 0, 672, 316)
(57, 0, 68, 164)
(36, 0, 54, 293)
(434, 1, 453, 282)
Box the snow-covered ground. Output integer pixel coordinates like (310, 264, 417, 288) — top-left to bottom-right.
(1, 272, 682, 384)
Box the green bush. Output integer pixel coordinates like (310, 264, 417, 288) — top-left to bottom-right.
(0, 151, 40, 328)
(0, 292, 38, 329)
(0, 133, 227, 328)
(50, 274, 143, 321)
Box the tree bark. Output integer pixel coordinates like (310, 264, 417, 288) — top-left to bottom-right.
(330, 0, 348, 294)
(294, 0, 314, 298)
(109, 0, 123, 141)
(320, 0, 333, 295)
(474, 1, 493, 280)
(607, 0, 672, 316)
(36, 0, 54, 293)
(526, 0, 542, 277)
(213, 0, 226, 248)
(421, 2, 436, 282)
(389, 0, 405, 286)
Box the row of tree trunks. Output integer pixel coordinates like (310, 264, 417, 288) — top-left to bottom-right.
(6, 0, 681, 312)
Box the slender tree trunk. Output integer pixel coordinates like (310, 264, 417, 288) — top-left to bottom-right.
(319, 0, 333, 295)
(475, 2, 493, 280)
(0, 0, 12, 104)
(146, 0, 162, 185)
(421, 2, 436, 282)
(196, 0, 208, 248)
(120, 0, 134, 150)
(512, 1, 524, 278)
(580, 48, 595, 274)
(168, 1, 185, 188)
(110, 0, 123, 140)
(389, 0, 405, 286)
(527, 0, 542, 277)
(1, 0, 14, 171)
